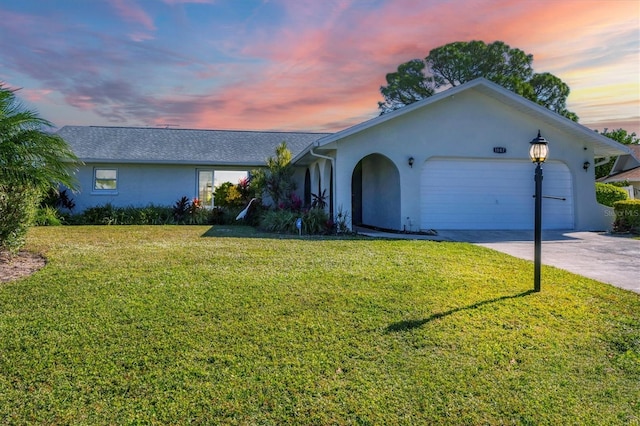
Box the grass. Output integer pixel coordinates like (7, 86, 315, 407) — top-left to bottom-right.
(1, 225, 638, 425)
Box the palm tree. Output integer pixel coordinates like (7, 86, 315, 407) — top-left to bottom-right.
(0, 84, 79, 190)
(0, 84, 80, 252)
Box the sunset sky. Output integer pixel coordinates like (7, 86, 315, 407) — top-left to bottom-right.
(1, 0, 638, 134)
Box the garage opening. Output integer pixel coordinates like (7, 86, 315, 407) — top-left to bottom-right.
(420, 158, 574, 230)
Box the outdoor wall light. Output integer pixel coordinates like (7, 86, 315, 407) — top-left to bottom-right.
(408, 157, 414, 168)
(529, 130, 549, 293)
(583, 161, 590, 172)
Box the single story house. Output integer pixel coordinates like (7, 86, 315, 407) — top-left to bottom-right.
(598, 144, 640, 199)
(59, 78, 630, 231)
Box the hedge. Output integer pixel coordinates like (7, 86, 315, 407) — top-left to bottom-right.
(612, 199, 640, 233)
(0, 185, 41, 254)
(595, 182, 628, 207)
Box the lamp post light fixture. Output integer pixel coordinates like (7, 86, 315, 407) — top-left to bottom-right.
(529, 130, 549, 292)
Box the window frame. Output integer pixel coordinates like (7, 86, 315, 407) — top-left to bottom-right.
(197, 169, 215, 208)
(92, 167, 118, 194)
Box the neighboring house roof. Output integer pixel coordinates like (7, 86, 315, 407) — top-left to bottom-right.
(628, 144, 640, 159)
(57, 126, 330, 166)
(600, 166, 640, 183)
(294, 78, 631, 163)
(608, 144, 640, 172)
(601, 144, 640, 183)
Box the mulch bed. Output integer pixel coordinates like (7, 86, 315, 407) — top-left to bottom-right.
(0, 251, 46, 283)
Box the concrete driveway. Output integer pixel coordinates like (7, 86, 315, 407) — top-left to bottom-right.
(437, 230, 640, 294)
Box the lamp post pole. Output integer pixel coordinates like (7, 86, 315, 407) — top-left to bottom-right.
(529, 130, 549, 292)
(533, 162, 543, 292)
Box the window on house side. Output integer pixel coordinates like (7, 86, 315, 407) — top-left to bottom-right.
(94, 168, 117, 190)
(198, 170, 214, 208)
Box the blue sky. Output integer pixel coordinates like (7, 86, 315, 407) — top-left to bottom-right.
(1, 0, 638, 134)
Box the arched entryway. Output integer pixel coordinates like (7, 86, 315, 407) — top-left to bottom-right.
(351, 154, 401, 230)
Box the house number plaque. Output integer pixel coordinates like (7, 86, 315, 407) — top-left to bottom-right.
(493, 147, 507, 154)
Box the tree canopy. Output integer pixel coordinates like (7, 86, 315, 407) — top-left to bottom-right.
(378, 40, 578, 121)
(250, 141, 296, 208)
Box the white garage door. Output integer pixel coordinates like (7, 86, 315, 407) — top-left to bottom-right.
(421, 158, 574, 230)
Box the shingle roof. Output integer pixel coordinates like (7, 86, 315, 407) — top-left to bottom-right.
(601, 166, 640, 182)
(57, 126, 330, 166)
(628, 144, 640, 160)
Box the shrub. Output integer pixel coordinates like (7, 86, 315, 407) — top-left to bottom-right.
(209, 206, 251, 226)
(251, 142, 296, 207)
(279, 192, 302, 212)
(595, 182, 628, 207)
(34, 206, 63, 226)
(259, 209, 298, 233)
(311, 189, 328, 209)
(209, 207, 226, 225)
(0, 185, 41, 254)
(117, 205, 173, 225)
(41, 188, 76, 212)
(74, 204, 177, 225)
(80, 204, 118, 225)
(259, 208, 330, 235)
(214, 182, 249, 208)
(302, 208, 330, 234)
(335, 205, 352, 234)
(67, 199, 246, 226)
(612, 199, 640, 234)
(173, 196, 191, 223)
(169, 197, 206, 224)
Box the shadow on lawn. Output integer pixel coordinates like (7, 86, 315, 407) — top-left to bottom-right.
(386, 290, 536, 333)
(201, 225, 366, 240)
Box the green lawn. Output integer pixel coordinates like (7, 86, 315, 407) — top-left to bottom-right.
(1, 226, 638, 425)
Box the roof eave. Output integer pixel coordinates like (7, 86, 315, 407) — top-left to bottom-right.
(77, 158, 267, 167)
(291, 139, 338, 164)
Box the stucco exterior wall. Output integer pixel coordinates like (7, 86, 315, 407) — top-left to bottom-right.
(71, 163, 254, 212)
(70, 163, 196, 211)
(326, 88, 608, 231)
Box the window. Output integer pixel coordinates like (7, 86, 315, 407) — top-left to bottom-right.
(94, 168, 117, 191)
(198, 170, 214, 208)
(197, 169, 249, 208)
(214, 170, 248, 188)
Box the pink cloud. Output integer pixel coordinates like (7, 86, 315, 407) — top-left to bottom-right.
(21, 88, 53, 103)
(2, 0, 636, 134)
(130, 0, 639, 132)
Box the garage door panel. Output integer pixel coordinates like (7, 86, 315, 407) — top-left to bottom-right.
(421, 159, 574, 230)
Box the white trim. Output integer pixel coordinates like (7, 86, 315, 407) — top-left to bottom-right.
(93, 167, 118, 192)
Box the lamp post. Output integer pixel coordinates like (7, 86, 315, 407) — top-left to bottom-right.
(529, 130, 549, 292)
